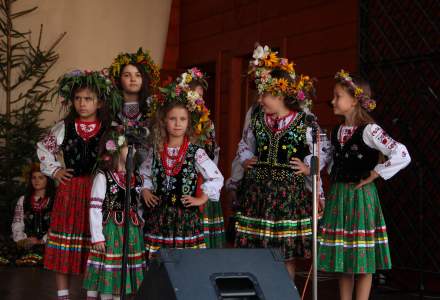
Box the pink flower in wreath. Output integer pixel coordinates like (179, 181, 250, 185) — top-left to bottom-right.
(106, 140, 117, 152)
(297, 90, 305, 101)
(191, 67, 203, 78)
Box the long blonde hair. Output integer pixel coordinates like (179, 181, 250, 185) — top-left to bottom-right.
(338, 76, 375, 126)
(151, 101, 195, 153)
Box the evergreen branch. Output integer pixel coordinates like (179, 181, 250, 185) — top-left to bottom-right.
(10, 6, 36, 19)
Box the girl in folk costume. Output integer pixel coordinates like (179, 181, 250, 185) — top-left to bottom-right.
(37, 70, 121, 300)
(84, 130, 146, 300)
(12, 163, 55, 266)
(318, 70, 411, 300)
(109, 48, 160, 163)
(140, 82, 224, 256)
(176, 67, 225, 248)
(234, 45, 328, 279)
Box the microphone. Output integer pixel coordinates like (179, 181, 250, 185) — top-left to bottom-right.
(305, 113, 318, 128)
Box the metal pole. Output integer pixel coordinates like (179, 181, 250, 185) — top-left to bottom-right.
(120, 144, 134, 299)
(310, 125, 319, 300)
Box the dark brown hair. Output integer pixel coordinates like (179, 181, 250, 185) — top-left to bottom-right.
(24, 165, 56, 203)
(64, 86, 112, 129)
(117, 63, 151, 115)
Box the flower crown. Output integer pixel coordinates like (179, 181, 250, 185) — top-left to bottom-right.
(104, 130, 127, 155)
(249, 44, 314, 110)
(152, 81, 214, 143)
(176, 67, 208, 90)
(335, 70, 376, 112)
(58, 69, 122, 116)
(109, 47, 160, 92)
(21, 162, 41, 183)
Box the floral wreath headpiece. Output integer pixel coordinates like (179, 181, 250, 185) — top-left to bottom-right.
(176, 67, 208, 90)
(103, 130, 127, 157)
(249, 44, 314, 110)
(335, 69, 376, 112)
(58, 69, 122, 116)
(151, 80, 214, 143)
(21, 162, 41, 183)
(109, 47, 160, 92)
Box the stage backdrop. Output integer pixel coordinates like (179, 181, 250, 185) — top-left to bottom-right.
(5, 0, 172, 126)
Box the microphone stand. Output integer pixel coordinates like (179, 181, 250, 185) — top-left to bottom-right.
(120, 144, 134, 299)
(310, 123, 319, 300)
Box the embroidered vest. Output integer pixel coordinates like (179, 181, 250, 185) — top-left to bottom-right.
(248, 107, 309, 183)
(331, 125, 380, 183)
(61, 121, 105, 177)
(101, 171, 142, 226)
(152, 144, 200, 208)
(23, 196, 53, 239)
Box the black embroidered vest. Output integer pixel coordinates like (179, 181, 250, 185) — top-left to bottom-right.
(330, 124, 380, 183)
(23, 196, 53, 239)
(101, 171, 142, 226)
(247, 107, 309, 183)
(61, 121, 105, 177)
(152, 144, 200, 209)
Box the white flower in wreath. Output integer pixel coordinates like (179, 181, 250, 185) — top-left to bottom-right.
(252, 45, 270, 63)
(117, 135, 126, 146)
(179, 72, 190, 87)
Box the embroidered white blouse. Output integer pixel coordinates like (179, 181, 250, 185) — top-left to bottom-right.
(236, 111, 331, 197)
(11, 196, 48, 242)
(139, 146, 224, 201)
(328, 124, 411, 180)
(36, 121, 65, 178)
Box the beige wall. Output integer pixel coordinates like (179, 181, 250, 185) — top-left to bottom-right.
(7, 0, 172, 126)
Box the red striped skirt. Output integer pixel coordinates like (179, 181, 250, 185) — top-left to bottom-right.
(44, 176, 92, 274)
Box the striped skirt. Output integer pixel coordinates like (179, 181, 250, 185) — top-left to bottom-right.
(234, 172, 312, 260)
(83, 216, 146, 295)
(318, 182, 391, 273)
(143, 200, 206, 255)
(202, 199, 225, 248)
(44, 176, 92, 274)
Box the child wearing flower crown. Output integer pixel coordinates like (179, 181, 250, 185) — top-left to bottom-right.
(140, 81, 224, 256)
(318, 70, 411, 300)
(109, 48, 160, 164)
(234, 45, 329, 279)
(83, 130, 146, 300)
(176, 67, 225, 248)
(37, 69, 121, 300)
(12, 162, 55, 266)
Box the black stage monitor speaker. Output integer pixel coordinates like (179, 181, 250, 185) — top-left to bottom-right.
(135, 248, 300, 300)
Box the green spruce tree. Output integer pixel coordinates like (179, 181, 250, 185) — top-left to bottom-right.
(0, 0, 65, 235)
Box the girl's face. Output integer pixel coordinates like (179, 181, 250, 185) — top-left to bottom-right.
(73, 88, 101, 121)
(120, 64, 142, 96)
(331, 83, 357, 116)
(166, 107, 189, 139)
(259, 93, 285, 115)
(31, 171, 47, 191)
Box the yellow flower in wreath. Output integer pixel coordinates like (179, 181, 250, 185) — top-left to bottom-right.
(264, 52, 279, 67)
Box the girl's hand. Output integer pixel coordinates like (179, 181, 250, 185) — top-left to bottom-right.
(181, 194, 208, 207)
(54, 168, 74, 185)
(28, 237, 39, 246)
(243, 157, 258, 171)
(290, 157, 310, 176)
(355, 170, 380, 189)
(93, 242, 106, 252)
(142, 189, 159, 208)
